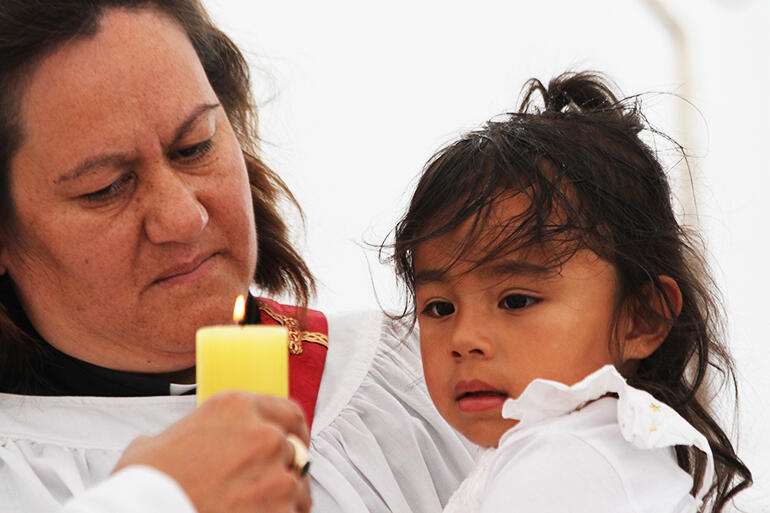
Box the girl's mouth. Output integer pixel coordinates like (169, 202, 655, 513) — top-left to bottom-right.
(456, 390, 508, 412)
(455, 380, 508, 412)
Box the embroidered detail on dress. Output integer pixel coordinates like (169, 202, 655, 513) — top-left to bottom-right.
(257, 303, 330, 355)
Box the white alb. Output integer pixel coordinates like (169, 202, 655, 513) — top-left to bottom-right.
(0, 311, 475, 513)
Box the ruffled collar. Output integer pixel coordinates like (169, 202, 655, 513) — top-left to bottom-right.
(500, 365, 714, 505)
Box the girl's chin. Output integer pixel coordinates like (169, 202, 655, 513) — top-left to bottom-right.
(462, 421, 519, 448)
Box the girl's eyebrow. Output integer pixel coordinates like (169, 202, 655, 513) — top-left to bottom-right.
(414, 260, 553, 287)
(481, 260, 554, 279)
(414, 269, 447, 287)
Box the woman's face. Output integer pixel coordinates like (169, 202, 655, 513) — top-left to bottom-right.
(0, 8, 257, 373)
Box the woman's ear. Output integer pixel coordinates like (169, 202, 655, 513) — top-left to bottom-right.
(620, 276, 683, 362)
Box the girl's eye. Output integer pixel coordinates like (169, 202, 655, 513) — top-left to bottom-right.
(499, 294, 538, 311)
(172, 139, 213, 163)
(82, 173, 135, 204)
(422, 301, 455, 318)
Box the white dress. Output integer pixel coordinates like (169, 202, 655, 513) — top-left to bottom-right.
(0, 311, 476, 513)
(443, 365, 715, 513)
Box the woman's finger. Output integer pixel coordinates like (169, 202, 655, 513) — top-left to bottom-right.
(202, 392, 310, 443)
(286, 434, 310, 476)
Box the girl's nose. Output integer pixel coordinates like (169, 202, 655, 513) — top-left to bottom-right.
(449, 309, 494, 359)
(143, 167, 209, 245)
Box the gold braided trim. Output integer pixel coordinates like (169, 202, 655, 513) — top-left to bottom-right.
(300, 331, 329, 347)
(258, 303, 329, 355)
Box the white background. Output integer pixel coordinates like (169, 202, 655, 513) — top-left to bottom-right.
(205, 0, 767, 508)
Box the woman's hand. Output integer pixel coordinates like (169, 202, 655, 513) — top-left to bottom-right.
(113, 392, 311, 513)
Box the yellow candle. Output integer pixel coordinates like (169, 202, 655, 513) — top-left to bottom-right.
(196, 297, 288, 405)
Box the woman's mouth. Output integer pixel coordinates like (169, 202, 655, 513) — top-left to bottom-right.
(153, 253, 218, 286)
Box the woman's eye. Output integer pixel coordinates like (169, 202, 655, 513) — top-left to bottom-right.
(422, 301, 455, 318)
(172, 138, 213, 163)
(82, 173, 135, 204)
(499, 294, 538, 311)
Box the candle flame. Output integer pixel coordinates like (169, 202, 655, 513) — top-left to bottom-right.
(233, 295, 246, 323)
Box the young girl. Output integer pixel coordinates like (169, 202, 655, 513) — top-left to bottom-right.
(391, 72, 752, 512)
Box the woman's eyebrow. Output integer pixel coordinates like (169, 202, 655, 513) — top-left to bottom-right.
(55, 153, 133, 185)
(55, 102, 221, 185)
(168, 102, 220, 147)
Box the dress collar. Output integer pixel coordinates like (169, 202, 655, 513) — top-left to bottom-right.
(501, 365, 627, 426)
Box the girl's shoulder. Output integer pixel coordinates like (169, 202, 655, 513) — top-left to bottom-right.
(445, 401, 698, 513)
(474, 407, 698, 513)
(481, 366, 713, 513)
(497, 398, 690, 487)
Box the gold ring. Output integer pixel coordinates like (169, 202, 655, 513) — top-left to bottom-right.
(286, 434, 310, 476)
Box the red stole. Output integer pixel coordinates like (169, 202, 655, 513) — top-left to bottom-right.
(256, 298, 329, 431)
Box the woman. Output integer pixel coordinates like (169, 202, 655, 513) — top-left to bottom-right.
(0, 1, 474, 512)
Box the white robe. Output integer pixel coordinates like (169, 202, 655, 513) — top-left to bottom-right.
(0, 310, 476, 513)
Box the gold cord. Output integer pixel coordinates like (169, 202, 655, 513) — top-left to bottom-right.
(257, 303, 329, 355)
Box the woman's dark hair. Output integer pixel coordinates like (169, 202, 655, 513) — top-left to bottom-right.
(0, 0, 313, 389)
(391, 71, 751, 511)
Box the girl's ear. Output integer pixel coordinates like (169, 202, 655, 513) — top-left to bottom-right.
(620, 276, 683, 363)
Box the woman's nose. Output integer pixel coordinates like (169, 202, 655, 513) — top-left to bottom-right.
(449, 309, 494, 359)
(143, 168, 209, 245)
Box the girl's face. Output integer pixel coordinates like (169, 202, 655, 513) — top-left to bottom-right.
(414, 194, 626, 447)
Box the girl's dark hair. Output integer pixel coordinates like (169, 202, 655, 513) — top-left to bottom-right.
(392, 71, 751, 512)
(0, 0, 314, 391)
